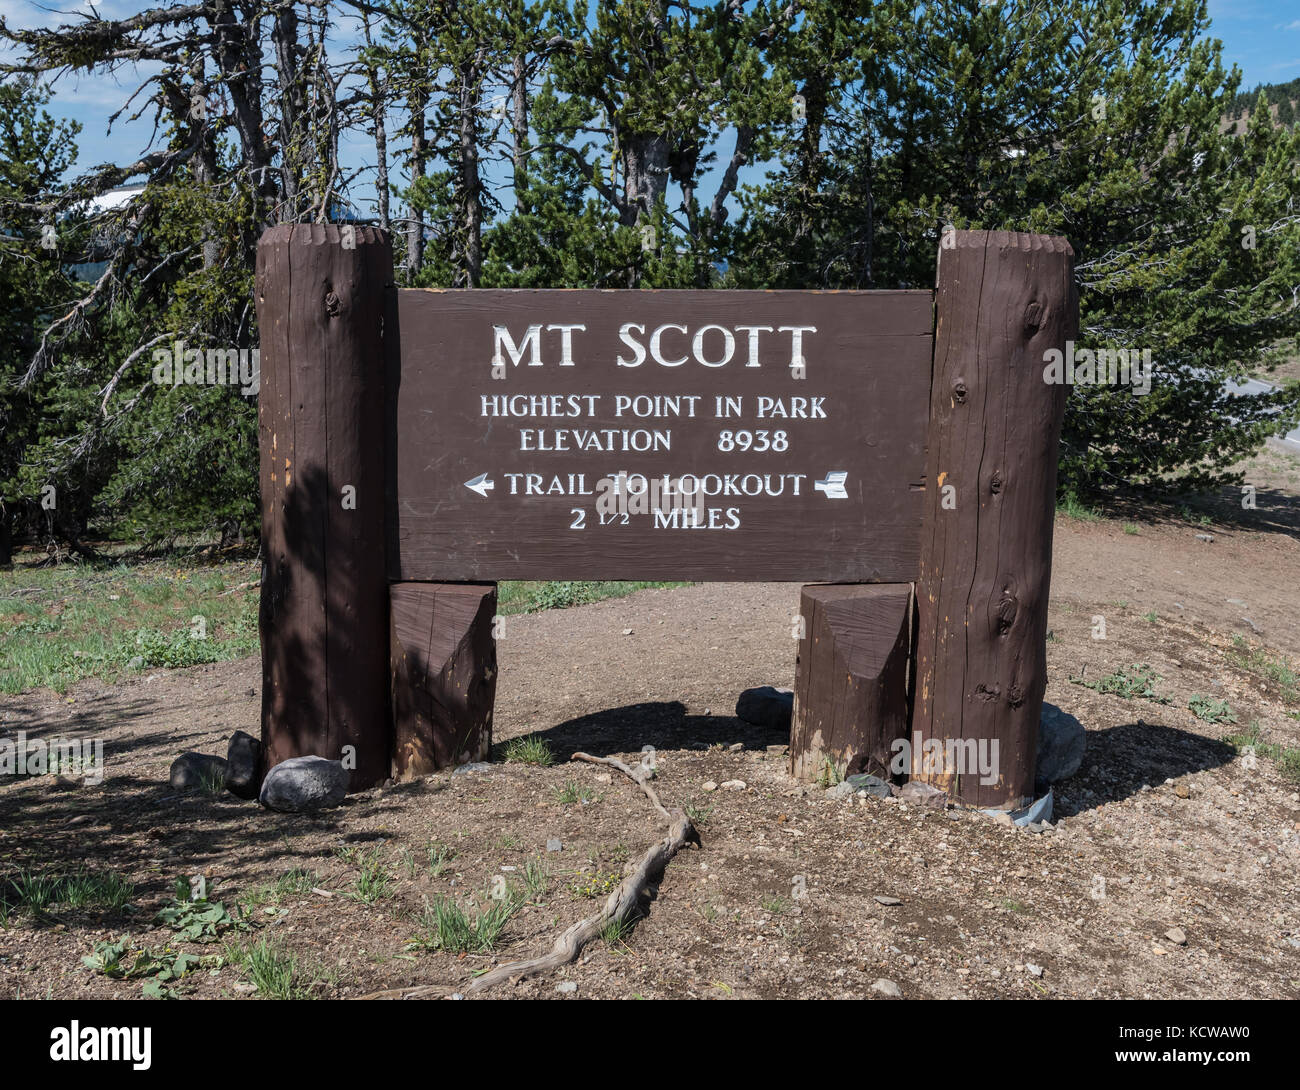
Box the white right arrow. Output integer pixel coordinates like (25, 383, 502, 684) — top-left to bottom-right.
(814, 471, 848, 499)
(464, 473, 495, 498)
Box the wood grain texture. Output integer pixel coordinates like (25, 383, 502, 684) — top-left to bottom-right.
(388, 289, 933, 582)
(790, 583, 913, 782)
(912, 231, 1077, 808)
(390, 582, 497, 779)
(255, 224, 394, 790)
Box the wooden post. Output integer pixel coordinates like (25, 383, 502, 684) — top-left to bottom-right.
(912, 230, 1077, 808)
(790, 584, 913, 783)
(390, 582, 498, 779)
(255, 224, 394, 790)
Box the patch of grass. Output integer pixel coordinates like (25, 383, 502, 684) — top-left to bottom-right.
(1123, 523, 1140, 535)
(522, 858, 549, 902)
(1188, 694, 1236, 724)
(601, 914, 636, 948)
(3, 868, 134, 918)
(1069, 663, 1172, 704)
(426, 841, 456, 878)
(1227, 636, 1299, 704)
(1142, 610, 1159, 623)
(1058, 490, 1100, 522)
(998, 897, 1031, 914)
(408, 895, 516, 954)
(239, 868, 316, 912)
(815, 757, 842, 787)
(0, 557, 260, 695)
(685, 801, 714, 828)
(761, 894, 789, 915)
(1224, 723, 1300, 784)
(552, 779, 599, 805)
(501, 734, 554, 766)
(497, 580, 690, 615)
(227, 937, 315, 999)
(347, 848, 394, 905)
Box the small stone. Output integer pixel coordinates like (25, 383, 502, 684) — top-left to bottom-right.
(555, 981, 578, 994)
(871, 978, 902, 998)
(622, 628, 633, 636)
(452, 761, 492, 776)
(169, 752, 228, 791)
(1174, 783, 1190, 799)
(734, 685, 794, 729)
(720, 779, 746, 791)
(1164, 927, 1187, 946)
(1026, 963, 1044, 978)
(546, 838, 562, 852)
(1194, 533, 1213, 542)
(258, 756, 348, 812)
(874, 895, 902, 906)
(702, 781, 719, 792)
(766, 744, 789, 755)
(898, 781, 947, 809)
(728, 742, 744, 752)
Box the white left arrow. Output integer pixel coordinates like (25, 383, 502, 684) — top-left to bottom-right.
(464, 473, 495, 498)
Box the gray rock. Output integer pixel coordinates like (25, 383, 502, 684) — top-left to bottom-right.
(555, 981, 578, 994)
(169, 752, 228, 790)
(258, 756, 348, 812)
(735, 685, 794, 729)
(452, 761, 493, 776)
(826, 779, 856, 799)
(225, 730, 262, 800)
(872, 978, 902, 998)
(845, 773, 893, 799)
(1037, 703, 1086, 784)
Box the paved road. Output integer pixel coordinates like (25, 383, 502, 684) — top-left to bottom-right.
(1224, 376, 1300, 454)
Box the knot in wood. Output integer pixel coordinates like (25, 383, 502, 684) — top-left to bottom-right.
(952, 380, 968, 404)
(1023, 300, 1044, 332)
(324, 290, 341, 317)
(990, 471, 1004, 495)
(996, 594, 1018, 632)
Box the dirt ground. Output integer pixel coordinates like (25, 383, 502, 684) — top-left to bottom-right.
(2, 456, 1299, 1000)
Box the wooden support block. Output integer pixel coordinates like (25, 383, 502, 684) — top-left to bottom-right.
(390, 582, 497, 780)
(913, 230, 1077, 808)
(255, 224, 394, 790)
(790, 583, 913, 783)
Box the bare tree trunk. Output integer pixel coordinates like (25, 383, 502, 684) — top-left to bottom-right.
(621, 133, 669, 227)
(458, 61, 482, 288)
(406, 85, 427, 281)
(361, 15, 390, 233)
(511, 51, 528, 186)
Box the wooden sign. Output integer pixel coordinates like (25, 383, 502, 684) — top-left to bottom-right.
(388, 289, 933, 582)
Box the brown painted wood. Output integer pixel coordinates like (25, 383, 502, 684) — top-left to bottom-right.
(790, 583, 913, 782)
(912, 231, 1077, 809)
(390, 582, 497, 779)
(388, 289, 933, 582)
(255, 224, 394, 790)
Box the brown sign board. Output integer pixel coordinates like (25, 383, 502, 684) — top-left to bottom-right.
(387, 289, 934, 582)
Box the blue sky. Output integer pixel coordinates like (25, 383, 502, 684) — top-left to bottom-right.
(2, 0, 1299, 215)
